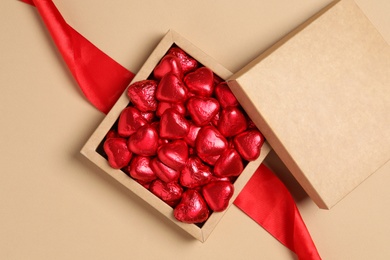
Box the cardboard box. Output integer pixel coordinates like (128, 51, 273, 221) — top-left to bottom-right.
(82, 0, 390, 241)
(81, 30, 271, 242)
(228, 0, 390, 209)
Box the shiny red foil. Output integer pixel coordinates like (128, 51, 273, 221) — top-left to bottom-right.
(174, 190, 210, 223)
(104, 47, 264, 224)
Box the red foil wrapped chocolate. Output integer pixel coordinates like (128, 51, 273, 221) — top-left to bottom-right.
(103, 46, 265, 224)
(174, 190, 210, 223)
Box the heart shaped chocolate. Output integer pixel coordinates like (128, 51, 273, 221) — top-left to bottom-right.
(156, 102, 186, 117)
(201, 154, 221, 166)
(174, 190, 210, 224)
(168, 47, 198, 74)
(211, 111, 220, 127)
(149, 121, 160, 132)
(202, 181, 234, 212)
(186, 96, 220, 126)
(140, 111, 156, 123)
(103, 138, 132, 169)
(213, 74, 224, 88)
(183, 122, 201, 147)
(247, 118, 257, 129)
(127, 80, 158, 112)
(156, 73, 188, 103)
(127, 155, 156, 183)
(157, 140, 189, 171)
(218, 106, 247, 137)
(184, 67, 214, 97)
(153, 54, 183, 79)
(149, 179, 183, 207)
(118, 107, 147, 137)
(213, 148, 244, 177)
(105, 130, 119, 140)
(214, 82, 239, 108)
(233, 129, 264, 161)
(195, 125, 227, 165)
(128, 125, 159, 156)
(210, 175, 233, 182)
(180, 157, 212, 188)
(150, 158, 180, 183)
(159, 108, 190, 139)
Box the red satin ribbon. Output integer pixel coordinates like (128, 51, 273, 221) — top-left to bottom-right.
(21, 0, 134, 114)
(235, 164, 321, 260)
(21, 1, 320, 259)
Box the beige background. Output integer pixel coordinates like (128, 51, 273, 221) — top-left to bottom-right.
(1, 0, 389, 259)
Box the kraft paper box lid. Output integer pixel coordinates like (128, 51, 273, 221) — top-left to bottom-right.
(228, 0, 390, 209)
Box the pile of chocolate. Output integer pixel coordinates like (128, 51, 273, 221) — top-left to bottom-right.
(103, 47, 264, 224)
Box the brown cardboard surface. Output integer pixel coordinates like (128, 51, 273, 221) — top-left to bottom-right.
(228, 0, 390, 209)
(81, 30, 271, 242)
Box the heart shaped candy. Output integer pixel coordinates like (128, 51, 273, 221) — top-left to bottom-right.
(214, 82, 239, 108)
(157, 140, 189, 171)
(218, 106, 247, 137)
(149, 121, 160, 132)
(168, 47, 198, 74)
(140, 111, 156, 123)
(213, 74, 224, 88)
(103, 138, 132, 169)
(105, 130, 119, 140)
(118, 107, 147, 137)
(140, 182, 151, 190)
(211, 111, 220, 127)
(213, 148, 244, 177)
(233, 129, 265, 161)
(247, 118, 257, 129)
(183, 122, 201, 147)
(195, 125, 228, 164)
(127, 155, 157, 183)
(159, 108, 190, 139)
(202, 181, 234, 212)
(149, 179, 183, 207)
(156, 102, 186, 117)
(210, 175, 233, 182)
(174, 190, 210, 224)
(156, 73, 188, 103)
(184, 67, 214, 97)
(150, 158, 180, 183)
(202, 154, 222, 166)
(180, 157, 212, 188)
(153, 54, 183, 79)
(128, 125, 159, 156)
(127, 80, 158, 112)
(186, 96, 220, 126)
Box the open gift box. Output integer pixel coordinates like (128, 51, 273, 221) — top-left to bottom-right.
(81, 29, 272, 242)
(81, 0, 390, 242)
